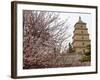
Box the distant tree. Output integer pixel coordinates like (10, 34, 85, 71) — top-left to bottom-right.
(85, 44, 91, 56)
(80, 44, 91, 62)
(68, 43, 73, 53)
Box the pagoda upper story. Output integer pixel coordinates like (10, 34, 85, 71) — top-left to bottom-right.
(74, 17, 87, 31)
(73, 17, 90, 41)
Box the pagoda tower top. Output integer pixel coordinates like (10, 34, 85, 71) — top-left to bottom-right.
(76, 16, 86, 24)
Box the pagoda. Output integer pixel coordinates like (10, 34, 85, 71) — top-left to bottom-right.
(72, 17, 91, 54)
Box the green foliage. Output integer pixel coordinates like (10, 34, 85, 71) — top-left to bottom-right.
(80, 55, 91, 62)
(68, 43, 73, 53)
(84, 51, 91, 56)
(80, 44, 91, 62)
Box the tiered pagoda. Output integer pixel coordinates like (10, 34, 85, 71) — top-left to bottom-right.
(72, 17, 91, 54)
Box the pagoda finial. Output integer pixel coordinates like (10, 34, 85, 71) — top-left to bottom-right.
(78, 16, 83, 23)
(79, 16, 81, 21)
(75, 16, 86, 24)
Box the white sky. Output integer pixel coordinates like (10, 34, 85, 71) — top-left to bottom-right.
(58, 12, 92, 44)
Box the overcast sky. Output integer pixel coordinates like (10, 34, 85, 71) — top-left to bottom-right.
(58, 12, 92, 44)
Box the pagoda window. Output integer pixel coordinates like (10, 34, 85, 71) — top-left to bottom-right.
(82, 42, 84, 45)
(83, 49, 85, 53)
(81, 25, 83, 28)
(82, 36, 84, 40)
(81, 31, 83, 34)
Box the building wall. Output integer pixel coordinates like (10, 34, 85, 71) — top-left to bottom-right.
(74, 47, 89, 54)
(73, 35, 90, 40)
(73, 41, 90, 47)
(74, 24, 86, 29)
(74, 29, 88, 34)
